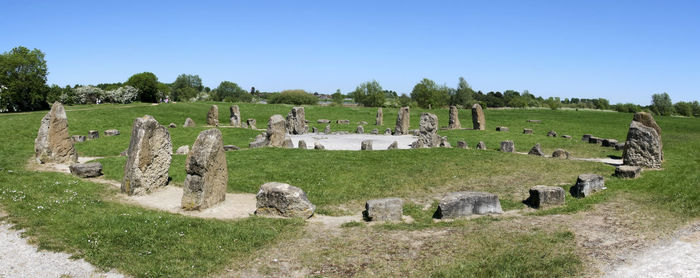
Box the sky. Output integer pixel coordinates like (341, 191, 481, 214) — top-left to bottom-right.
(2, 0, 699, 105)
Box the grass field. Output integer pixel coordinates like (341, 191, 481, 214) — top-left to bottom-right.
(0, 102, 698, 277)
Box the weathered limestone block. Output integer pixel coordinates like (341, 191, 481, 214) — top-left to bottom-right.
(457, 140, 468, 149)
(547, 130, 557, 137)
(496, 126, 509, 132)
(528, 143, 545, 156)
(229, 105, 241, 127)
(525, 186, 565, 208)
(615, 165, 642, 179)
(356, 125, 364, 134)
(476, 141, 487, 150)
(336, 119, 350, 124)
(206, 105, 219, 126)
(69, 162, 103, 178)
(181, 129, 227, 210)
(255, 182, 315, 218)
(88, 130, 99, 140)
(35, 102, 78, 164)
(267, 114, 287, 147)
(523, 128, 533, 134)
(384, 128, 392, 135)
(247, 118, 257, 129)
(435, 191, 503, 219)
(527, 120, 542, 123)
(71, 135, 86, 143)
(104, 129, 120, 136)
(298, 140, 307, 149)
(615, 142, 626, 151)
(387, 141, 398, 150)
(358, 121, 368, 125)
(588, 137, 603, 144)
(471, 104, 485, 130)
(176, 145, 190, 155)
(184, 118, 195, 127)
(317, 119, 331, 124)
(376, 108, 383, 126)
(314, 142, 325, 150)
(223, 145, 239, 151)
(623, 113, 663, 168)
(394, 107, 410, 135)
(552, 149, 571, 159)
(415, 113, 440, 148)
(169, 123, 177, 128)
(562, 135, 572, 139)
(363, 198, 403, 221)
(286, 107, 307, 134)
(448, 106, 461, 129)
(500, 140, 515, 152)
(582, 134, 592, 142)
(602, 139, 618, 147)
(361, 140, 373, 150)
(122, 115, 172, 196)
(570, 174, 605, 198)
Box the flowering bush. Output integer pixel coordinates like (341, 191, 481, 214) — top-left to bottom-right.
(74, 86, 104, 104)
(105, 86, 139, 104)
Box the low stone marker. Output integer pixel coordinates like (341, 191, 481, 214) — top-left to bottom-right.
(169, 123, 177, 128)
(104, 129, 120, 136)
(317, 119, 331, 124)
(457, 140, 468, 149)
(395, 107, 410, 135)
(184, 118, 195, 127)
(439, 136, 451, 148)
(206, 105, 219, 126)
(247, 118, 257, 129)
(547, 130, 557, 137)
(223, 145, 239, 151)
(528, 143, 545, 156)
(582, 134, 592, 142)
(337, 119, 350, 124)
(476, 141, 487, 150)
(361, 140, 373, 150)
(356, 125, 364, 134)
(387, 141, 398, 150)
(376, 108, 383, 126)
(471, 104, 485, 130)
(434, 191, 503, 219)
(602, 139, 618, 147)
(527, 120, 542, 123)
(122, 115, 172, 196)
(448, 106, 461, 129)
(71, 135, 86, 143)
(69, 162, 103, 178)
(551, 149, 571, 159)
(286, 107, 307, 135)
(255, 182, 315, 218)
(311, 127, 318, 133)
(88, 130, 99, 140)
(523, 128, 533, 134)
(570, 174, 605, 198)
(283, 138, 294, 148)
(249, 115, 292, 148)
(298, 140, 307, 149)
(562, 135, 572, 139)
(384, 128, 392, 135)
(314, 142, 325, 150)
(614, 165, 642, 179)
(588, 136, 603, 144)
(496, 126, 509, 132)
(181, 129, 227, 210)
(363, 198, 403, 221)
(500, 140, 515, 152)
(229, 105, 241, 127)
(525, 186, 565, 208)
(176, 145, 190, 155)
(371, 128, 378, 135)
(324, 125, 331, 134)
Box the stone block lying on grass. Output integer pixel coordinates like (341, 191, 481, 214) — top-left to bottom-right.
(602, 139, 618, 147)
(361, 140, 373, 150)
(570, 174, 605, 198)
(547, 130, 557, 137)
(176, 145, 190, 155)
(614, 165, 642, 179)
(434, 191, 503, 219)
(525, 186, 565, 208)
(476, 141, 487, 150)
(183, 118, 195, 127)
(500, 140, 515, 152)
(523, 128, 533, 134)
(88, 130, 99, 139)
(552, 149, 571, 159)
(255, 182, 315, 219)
(363, 198, 403, 221)
(457, 140, 468, 149)
(71, 135, 86, 143)
(104, 129, 120, 136)
(223, 145, 239, 151)
(69, 162, 103, 178)
(528, 143, 545, 156)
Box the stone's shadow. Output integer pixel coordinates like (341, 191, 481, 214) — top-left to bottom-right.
(432, 206, 443, 219)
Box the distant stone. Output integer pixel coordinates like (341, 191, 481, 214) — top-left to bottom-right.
(247, 118, 257, 129)
(500, 140, 515, 152)
(614, 165, 642, 179)
(384, 128, 392, 135)
(169, 122, 177, 128)
(104, 129, 120, 136)
(298, 140, 307, 149)
(562, 135, 572, 139)
(582, 134, 592, 142)
(547, 130, 557, 137)
(356, 125, 364, 134)
(34, 102, 78, 164)
(395, 107, 410, 135)
(176, 145, 190, 155)
(476, 141, 487, 150)
(570, 174, 605, 198)
(223, 145, 239, 151)
(206, 105, 219, 126)
(324, 125, 331, 134)
(358, 121, 368, 125)
(414, 113, 440, 148)
(71, 135, 86, 143)
(434, 191, 503, 219)
(229, 105, 241, 127)
(387, 141, 399, 150)
(317, 119, 331, 124)
(312, 127, 318, 133)
(527, 120, 542, 123)
(448, 106, 461, 129)
(602, 139, 618, 147)
(528, 143, 545, 156)
(336, 119, 350, 124)
(615, 142, 626, 151)
(371, 128, 379, 135)
(412, 129, 420, 136)
(184, 118, 195, 127)
(122, 115, 172, 196)
(439, 137, 452, 148)
(286, 107, 307, 135)
(471, 104, 485, 130)
(69, 162, 103, 178)
(255, 182, 315, 218)
(457, 140, 468, 149)
(283, 137, 294, 148)
(314, 142, 325, 150)
(525, 186, 565, 208)
(181, 129, 227, 210)
(88, 130, 99, 140)
(523, 128, 533, 134)
(588, 137, 603, 144)
(361, 140, 373, 150)
(363, 198, 403, 221)
(551, 149, 571, 159)
(376, 108, 383, 126)
(496, 126, 509, 132)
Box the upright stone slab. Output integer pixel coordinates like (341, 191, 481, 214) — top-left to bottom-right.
(356, 125, 364, 134)
(223, 145, 239, 151)
(324, 125, 331, 134)
(181, 129, 227, 210)
(528, 143, 545, 156)
(267, 114, 287, 147)
(435, 191, 503, 219)
(471, 104, 485, 130)
(525, 186, 565, 208)
(394, 107, 410, 135)
(623, 112, 663, 168)
(122, 115, 173, 196)
(361, 140, 373, 150)
(255, 182, 315, 218)
(298, 140, 307, 149)
(570, 174, 605, 198)
(476, 141, 487, 150)
(247, 118, 257, 129)
(184, 118, 195, 127)
(363, 198, 403, 221)
(206, 105, 219, 126)
(35, 102, 78, 164)
(414, 113, 440, 148)
(229, 105, 241, 127)
(387, 141, 398, 150)
(376, 108, 383, 126)
(500, 140, 515, 152)
(448, 106, 461, 129)
(286, 107, 307, 135)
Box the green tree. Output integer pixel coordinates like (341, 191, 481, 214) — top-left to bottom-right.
(692, 101, 700, 117)
(268, 89, 318, 105)
(331, 89, 344, 105)
(545, 97, 561, 110)
(651, 93, 673, 116)
(212, 81, 251, 102)
(126, 72, 158, 102)
(171, 74, 203, 101)
(449, 77, 474, 107)
(0, 46, 49, 111)
(410, 78, 449, 108)
(674, 101, 693, 117)
(352, 80, 385, 107)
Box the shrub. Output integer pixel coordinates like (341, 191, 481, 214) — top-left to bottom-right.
(73, 85, 104, 104)
(104, 85, 139, 104)
(268, 90, 318, 105)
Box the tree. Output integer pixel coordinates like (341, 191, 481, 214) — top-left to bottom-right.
(0, 46, 49, 111)
(331, 89, 344, 105)
(171, 74, 203, 101)
(410, 78, 449, 108)
(352, 80, 385, 107)
(674, 101, 693, 117)
(545, 97, 561, 110)
(126, 72, 158, 102)
(651, 93, 673, 116)
(212, 81, 251, 102)
(268, 89, 318, 105)
(450, 77, 474, 107)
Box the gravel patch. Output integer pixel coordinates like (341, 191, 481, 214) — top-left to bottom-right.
(289, 134, 416, 150)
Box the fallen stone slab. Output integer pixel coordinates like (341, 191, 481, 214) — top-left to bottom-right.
(337, 119, 350, 124)
(500, 140, 515, 152)
(528, 143, 545, 156)
(363, 198, 403, 221)
(523, 128, 533, 134)
(69, 162, 103, 178)
(434, 191, 503, 219)
(71, 135, 86, 143)
(525, 186, 565, 208)
(588, 136, 603, 144)
(223, 145, 239, 151)
(496, 126, 509, 132)
(88, 130, 99, 140)
(358, 121, 368, 125)
(317, 119, 331, 124)
(602, 139, 618, 147)
(526, 120, 542, 123)
(255, 182, 315, 218)
(582, 134, 592, 142)
(104, 129, 120, 136)
(552, 149, 571, 159)
(570, 174, 605, 198)
(614, 165, 642, 179)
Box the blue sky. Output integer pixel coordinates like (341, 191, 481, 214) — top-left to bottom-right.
(2, 0, 698, 104)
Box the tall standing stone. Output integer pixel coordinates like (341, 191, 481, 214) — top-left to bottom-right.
(414, 113, 440, 148)
(471, 103, 485, 130)
(35, 102, 78, 164)
(229, 105, 241, 127)
(122, 115, 173, 196)
(623, 112, 663, 168)
(206, 105, 219, 126)
(394, 107, 410, 135)
(376, 108, 383, 126)
(181, 129, 228, 210)
(267, 114, 288, 147)
(448, 106, 461, 129)
(285, 107, 307, 135)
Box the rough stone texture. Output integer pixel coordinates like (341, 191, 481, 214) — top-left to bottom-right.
(283, 138, 294, 148)
(371, 128, 379, 135)
(412, 129, 420, 136)
(439, 136, 452, 148)
(361, 140, 373, 150)
(471, 104, 485, 130)
(547, 130, 557, 137)
(376, 108, 383, 126)
(602, 139, 619, 147)
(525, 186, 565, 208)
(69, 162, 103, 178)
(229, 105, 241, 127)
(551, 149, 571, 159)
(523, 128, 533, 134)
(71, 135, 86, 143)
(175, 145, 190, 155)
(570, 174, 605, 198)
(169, 123, 176, 128)
(356, 125, 364, 134)
(633, 112, 662, 136)
(223, 145, 239, 151)
(104, 129, 120, 136)
(496, 126, 509, 132)
(363, 198, 403, 221)
(286, 107, 307, 135)
(122, 115, 173, 196)
(317, 119, 331, 124)
(254, 182, 315, 218)
(314, 142, 325, 150)
(337, 119, 350, 124)
(589, 136, 603, 144)
(247, 118, 257, 129)
(414, 113, 440, 148)
(476, 141, 487, 150)
(457, 140, 468, 149)
(298, 140, 307, 149)
(88, 130, 99, 140)
(387, 141, 398, 150)
(615, 142, 626, 151)
(34, 102, 78, 164)
(582, 134, 592, 142)
(181, 129, 227, 210)
(448, 106, 461, 129)
(615, 165, 642, 179)
(500, 140, 515, 152)
(395, 107, 410, 135)
(527, 120, 542, 123)
(528, 143, 545, 156)
(311, 127, 318, 133)
(562, 135, 572, 139)
(120, 149, 128, 157)
(324, 125, 331, 134)
(623, 112, 664, 168)
(435, 191, 503, 219)
(267, 115, 288, 147)
(184, 118, 195, 127)
(206, 105, 219, 126)
(249, 134, 268, 149)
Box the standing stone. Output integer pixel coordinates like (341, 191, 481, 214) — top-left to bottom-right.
(298, 140, 308, 149)
(448, 106, 461, 129)
(439, 137, 452, 148)
(394, 107, 410, 135)
(471, 104, 485, 130)
(312, 127, 318, 133)
(623, 112, 663, 168)
(314, 142, 325, 150)
(633, 112, 662, 136)
(283, 138, 294, 148)
(614, 165, 642, 179)
(582, 134, 592, 142)
(523, 128, 533, 134)
(363, 198, 403, 221)
(206, 105, 219, 126)
(88, 130, 99, 140)
(254, 182, 315, 218)
(69, 162, 103, 178)
(476, 141, 487, 150)
(525, 186, 565, 208)
(181, 129, 227, 210)
(34, 102, 78, 164)
(184, 118, 195, 127)
(387, 141, 399, 150)
(376, 108, 383, 126)
(249, 133, 268, 149)
(547, 131, 557, 137)
(570, 174, 605, 198)
(356, 126, 364, 134)
(266, 115, 288, 147)
(286, 107, 307, 135)
(122, 115, 172, 196)
(496, 126, 509, 132)
(457, 140, 468, 149)
(247, 118, 257, 129)
(169, 123, 177, 128)
(371, 128, 379, 135)
(324, 125, 331, 134)
(71, 135, 86, 143)
(552, 149, 571, 159)
(528, 143, 545, 156)
(104, 129, 120, 136)
(176, 145, 190, 155)
(229, 105, 241, 127)
(414, 113, 440, 148)
(361, 140, 373, 150)
(500, 140, 515, 152)
(434, 191, 503, 219)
